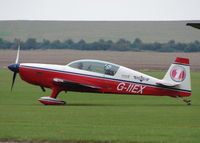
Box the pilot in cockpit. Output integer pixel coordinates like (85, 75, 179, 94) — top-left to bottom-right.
(77, 62, 83, 69)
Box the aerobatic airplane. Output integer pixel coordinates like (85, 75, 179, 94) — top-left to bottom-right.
(8, 46, 191, 105)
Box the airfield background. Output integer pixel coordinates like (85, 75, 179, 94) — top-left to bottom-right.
(0, 20, 200, 143)
(0, 21, 200, 52)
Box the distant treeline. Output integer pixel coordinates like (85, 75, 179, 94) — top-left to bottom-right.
(0, 38, 200, 52)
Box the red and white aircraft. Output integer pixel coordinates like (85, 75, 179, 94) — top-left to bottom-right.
(8, 46, 191, 105)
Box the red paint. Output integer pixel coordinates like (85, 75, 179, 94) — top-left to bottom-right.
(175, 57, 189, 65)
(50, 87, 62, 98)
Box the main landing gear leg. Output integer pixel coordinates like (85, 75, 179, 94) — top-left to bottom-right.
(38, 87, 66, 105)
(177, 96, 191, 105)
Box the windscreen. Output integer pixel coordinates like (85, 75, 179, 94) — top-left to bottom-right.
(68, 60, 119, 76)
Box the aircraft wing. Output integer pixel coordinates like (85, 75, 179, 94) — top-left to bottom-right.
(186, 23, 200, 29)
(53, 78, 101, 91)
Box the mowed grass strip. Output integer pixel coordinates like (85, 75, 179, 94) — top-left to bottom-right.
(0, 69, 200, 143)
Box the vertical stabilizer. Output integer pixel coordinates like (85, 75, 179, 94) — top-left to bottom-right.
(162, 57, 191, 97)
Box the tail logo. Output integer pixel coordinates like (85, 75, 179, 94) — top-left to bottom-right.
(170, 66, 186, 82)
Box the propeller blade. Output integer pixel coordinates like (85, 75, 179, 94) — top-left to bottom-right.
(11, 72, 17, 91)
(15, 43, 20, 64)
(9, 41, 21, 91)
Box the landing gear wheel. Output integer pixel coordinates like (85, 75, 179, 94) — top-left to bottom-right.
(38, 97, 66, 105)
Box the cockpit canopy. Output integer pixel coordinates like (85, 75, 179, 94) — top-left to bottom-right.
(67, 60, 120, 76)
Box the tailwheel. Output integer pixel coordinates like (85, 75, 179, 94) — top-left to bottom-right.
(176, 96, 191, 105)
(183, 99, 191, 105)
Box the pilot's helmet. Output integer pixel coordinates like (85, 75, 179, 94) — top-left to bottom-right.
(104, 64, 112, 70)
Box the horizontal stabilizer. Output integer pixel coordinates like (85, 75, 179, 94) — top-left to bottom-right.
(186, 23, 200, 29)
(156, 80, 179, 87)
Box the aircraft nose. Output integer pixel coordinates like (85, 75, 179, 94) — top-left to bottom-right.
(8, 64, 20, 73)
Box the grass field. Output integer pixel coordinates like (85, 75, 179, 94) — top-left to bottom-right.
(0, 69, 200, 143)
